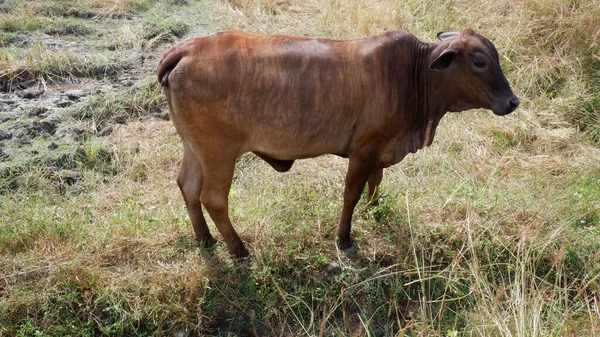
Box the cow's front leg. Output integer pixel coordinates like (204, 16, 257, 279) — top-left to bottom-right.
(366, 168, 383, 206)
(337, 157, 375, 251)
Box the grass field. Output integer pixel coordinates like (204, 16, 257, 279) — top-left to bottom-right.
(1, 0, 599, 336)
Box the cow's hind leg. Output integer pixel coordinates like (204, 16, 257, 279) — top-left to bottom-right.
(337, 157, 375, 252)
(366, 168, 383, 206)
(198, 152, 249, 258)
(177, 142, 215, 247)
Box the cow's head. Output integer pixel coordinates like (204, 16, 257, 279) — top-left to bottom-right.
(429, 28, 519, 116)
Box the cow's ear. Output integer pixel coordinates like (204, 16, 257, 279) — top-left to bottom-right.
(429, 49, 457, 70)
(437, 31, 459, 41)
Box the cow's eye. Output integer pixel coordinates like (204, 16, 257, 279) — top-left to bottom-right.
(474, 60, 487, 69)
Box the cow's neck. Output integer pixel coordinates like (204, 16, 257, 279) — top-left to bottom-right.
(400, 41, 448, 153)
(411, 41, 447, 147)
(378, 40, 449, 168)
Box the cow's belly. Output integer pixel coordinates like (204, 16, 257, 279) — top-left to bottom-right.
(170, 97, 357, 160)
(247, 128, 352, 160)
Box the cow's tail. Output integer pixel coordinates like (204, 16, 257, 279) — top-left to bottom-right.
(157, 42, 188, 87)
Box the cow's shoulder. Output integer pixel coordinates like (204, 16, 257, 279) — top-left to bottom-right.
(354, 30, 417, 56)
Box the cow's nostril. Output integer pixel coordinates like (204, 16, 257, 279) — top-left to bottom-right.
(509, 97, 520, 109)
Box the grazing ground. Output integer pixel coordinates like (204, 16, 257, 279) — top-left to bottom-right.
(1, 0, 599, 336)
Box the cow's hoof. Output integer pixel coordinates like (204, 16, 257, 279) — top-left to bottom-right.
(231, 246, 250, 260)
(337, 238, 358, 257)
(196, 235, 217, 249)
(337, 237, 353, 251)
(342, 245, 358, 257)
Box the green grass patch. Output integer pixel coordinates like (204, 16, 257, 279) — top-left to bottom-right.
(72, 77, 165, 125)
(0, 45, 132, 91)
(44, 19, 96, 36)
(142, 12, 190, 42)
(0, 17, 44, 33)
(0, 136, 115, 195)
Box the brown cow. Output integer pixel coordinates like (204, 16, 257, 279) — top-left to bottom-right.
(157, 28, 519, 258)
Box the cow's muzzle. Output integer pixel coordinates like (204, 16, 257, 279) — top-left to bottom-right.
(493, 95, 520, 116)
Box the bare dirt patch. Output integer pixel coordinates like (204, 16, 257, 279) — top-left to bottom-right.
(0, 0, 194, 194)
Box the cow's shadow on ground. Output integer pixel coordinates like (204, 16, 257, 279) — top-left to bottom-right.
(170, 204, 414, 336)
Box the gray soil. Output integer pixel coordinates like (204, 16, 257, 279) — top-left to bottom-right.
(0, 0, 215, 195)
(0, 33, 170, 193)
